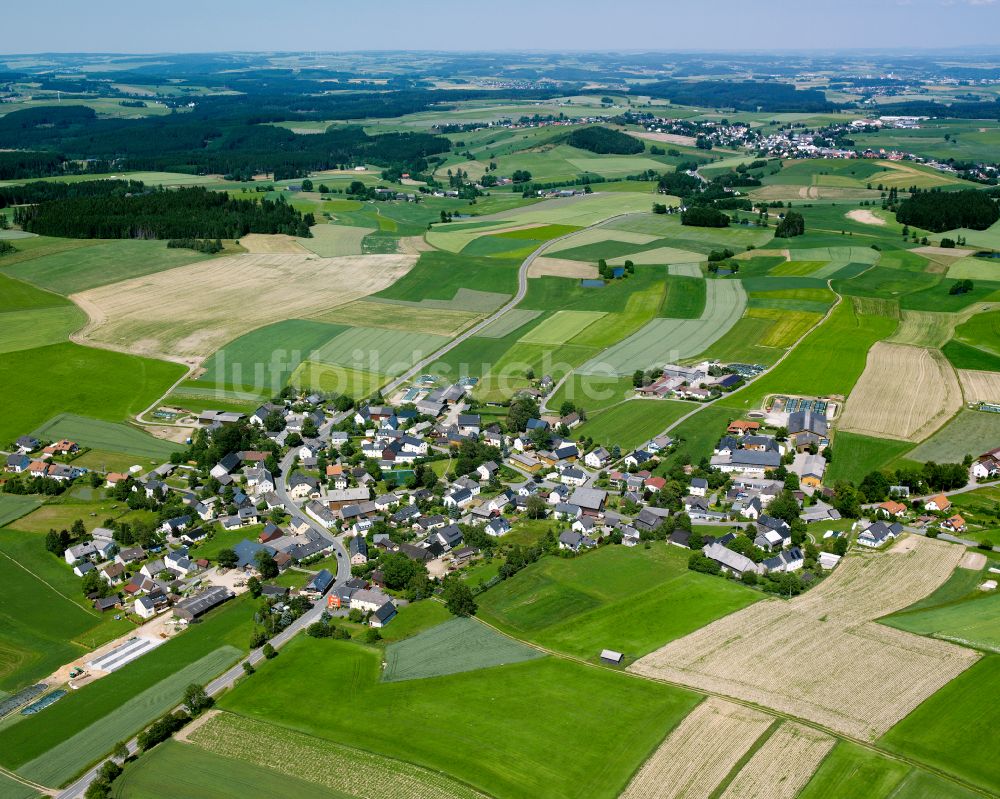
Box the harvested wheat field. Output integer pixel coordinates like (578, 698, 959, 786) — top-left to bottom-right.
(238, 233, 311, 253)
(838, 343, 962, 441)
(527, 256, 599, 279)
(621, 698, 773, 799)
(846, 209, 885, 226)
(629, 537, 978, 741)
(958, 369, 1000, 405)
(719, 723, 834, 799)
(72, 253, 415, 360)
(628, 130, 698, 147)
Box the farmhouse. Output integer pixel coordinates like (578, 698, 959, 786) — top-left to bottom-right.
(703, 542, 759, 578)
(569, 487, 607, 517)
(790, 452, 826, 488)
(762, 546, 804, 574)
(877, 500, 908, 519)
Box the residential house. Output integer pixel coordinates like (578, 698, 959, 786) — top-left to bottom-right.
(484, 517, 511, 537)
(477, 461, 499, 482)
(689, 477, 708, 497)
(245, 467, 275, 496)
(585, 447, 610, 469)
(762, 546, 804, 574)
(432, 524, 464, 551)
(568, 487, 607, 517)
(349, 534, 369, 565)
(703, 542, 760, 578)
(924, 494, 952, 513)
(560, 467, 587, 486)
(876, 500, 908, 519)
(941, 514, 967, 533)
(857, 521, 902, 548)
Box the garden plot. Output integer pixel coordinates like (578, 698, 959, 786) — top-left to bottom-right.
(579, 279, 746, 375)
(957, 369, 1000, 404)
(838, 343, 962, 442)
(621, 698, 773, 799)
(382, 618, 543, 682)
(189, 711, 488, 799)
(73, 253, 415, 361)
(630, 537, 977, 741)
(719, 722, 835, 799)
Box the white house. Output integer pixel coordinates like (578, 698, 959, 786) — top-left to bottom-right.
(585, 447, 610, 469)
(134, 596, 157, 619)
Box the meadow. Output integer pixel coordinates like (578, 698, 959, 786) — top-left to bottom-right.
(290, 362, 387, 398)
(112, 739, 356, 799)
(312, 326, 450, 377)
(374, 250, 519, 302)
(881, 656, 1000, 796)
(0, 597, 253, 774)
(825, 432, 914, 484)
(883, 590, 1000, 654)
(574, 399, 692, 450)
(477, 544, 759, 662)
(18, 646, 242, 787)
(382, 617, 543, 682)
(31, 414, 177, 460)
(3, 240, 215, 295)
(195, 319, 346, 393)
(0, 342, 184, 458)
(905, 410, 1000, 464)
(0, 496, 42, 528)
(219, 636, 699, 799)
(717, 301, 897, 411)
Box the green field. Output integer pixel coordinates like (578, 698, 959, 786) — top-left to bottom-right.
(113, 739, 356, 799)
(579, 279, 746, 375)
(0, 273, 86, 355)
(220, 635, 697, 799)
(660, 275, 706, 318)
(825, 432, 914, 484)
(0, 496, 42, 528)
(195, 319, 345, 393)
(548, 373, 637, 414)
(906, 410, 1000, 464)
(3, 240, 214, 295)
(31, 414, 176, 460)
(881, 656, 1000, 796)
(951, 309, 1000, 359)
(290, 362, 387, 398)
(19, 646, 242, 787)
(518, 310, 606, 345)
(575, 400, 692, 450)
(312, 326, 449, 376)
(717, 300, 897, 411)
(477, 544, 759, 662)
(0, 597, 252, 773)
(883, 590, 1000, 653)
(0, 342, 185, 447)
(374, 251, 519, 302)
(382, 617, 543, 682)
(942, 340, 1000, 372)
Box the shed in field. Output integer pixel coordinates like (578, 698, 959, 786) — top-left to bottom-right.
(600, 649, 624, 666)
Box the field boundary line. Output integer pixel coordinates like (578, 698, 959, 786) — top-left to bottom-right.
(461, 592, 993, 798)
(0, 763, 56, 797)
(0, 549, 98, 617)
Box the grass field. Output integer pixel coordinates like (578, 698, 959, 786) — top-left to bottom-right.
(883, 589, 1000, 654)
(0, 496, 42, 528)
(195, 319, 345, 394)
(312, 326, 449, 377)
(518, 310, 606, 345)
(881, 656, 1000, 796)
(580, 279, 746, 375)
(0, 342, 185, 466)
(3, 240, 214, 295)
(906, 409, 1000, 463)
(31, 414, 176, 460)
(717, 301, 897, 411)
(548, 373, 636, 414)
(290, 362, 387, 398)
(825, 432, 914, 484)
(382, 618, 543, 682)
(301, 224, 372, 257)
(744, 308, 823, 348)
(478, 544, 759, 662)
(797, 742, 918, 799)
(942, 339, 1000, 372)
(0, 306, 85, 356)
(18, 646, 242, 787)
(0, 597, 252, 773)
(219, 635, 699, 799)
(112, 738, 357, 799)
(660, 275, 706, 318)
(374, 251, 519, 302)
(574, 400, 692, 450)
(310, 300, 480, 338)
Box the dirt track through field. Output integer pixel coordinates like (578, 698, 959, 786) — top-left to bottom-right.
(620, 698, 773, 799)
(72, 252, 415, 361)
(838, 342, 962, 441)
(629, 537, 978, 741)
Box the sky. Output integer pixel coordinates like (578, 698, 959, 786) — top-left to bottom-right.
(1, 0, 998, 54)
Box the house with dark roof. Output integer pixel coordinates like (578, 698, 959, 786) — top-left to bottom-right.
(857, 521, 902, 548)
(349, 535, 369, 565)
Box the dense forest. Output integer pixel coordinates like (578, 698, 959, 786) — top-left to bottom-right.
(638, 80, 836, 112)
(0, 179, 145, 209)
(896, 189, 999, 232)
(565, 126, 644, 154)
(15, 186, 313, 239)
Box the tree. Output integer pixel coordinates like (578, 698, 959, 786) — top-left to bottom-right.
(262, 642, 277, 659)
(443, 579, 477, 617)
(217, 548, 238, 569)
(247, 576, 262, 598)
(767, 490, 800, 525)
(300, 178, 313, 191)
(255, 550, 279, 579)
(364, 628, 382, 644)
(507, 395, 539, 433)
(525, 495, 548, 519)
(112, 740, 129, 762)
(182, 683, 211, 715)
(242, 661, 255, 676)
(45, 528, 67, 555)
(774, 211, 805, 238)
